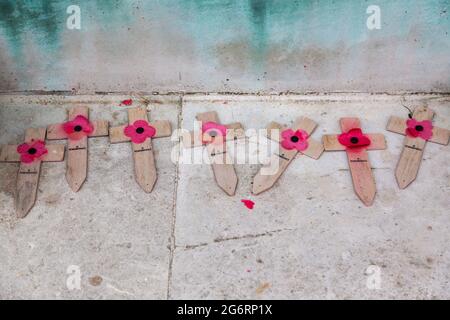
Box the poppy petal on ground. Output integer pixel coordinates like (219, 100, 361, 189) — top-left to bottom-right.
(241, 199, 255, 210)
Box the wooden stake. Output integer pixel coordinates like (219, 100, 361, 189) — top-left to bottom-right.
(323, 118, 386, 206)
(109, 107, 171, 193)
(252, 117, 324, 195)
(386, 106, 449, 189)
(0, 128, 65, 218)
(47, 106, 109, 191)
(183, 111, 244, 196)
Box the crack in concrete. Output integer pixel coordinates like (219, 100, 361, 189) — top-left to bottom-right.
(178, 228, 295, 251)
(166, 95, 183, 300)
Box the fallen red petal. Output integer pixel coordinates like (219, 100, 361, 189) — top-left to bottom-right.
(241, 199, 255, 210)
(120, 99, 133, 106)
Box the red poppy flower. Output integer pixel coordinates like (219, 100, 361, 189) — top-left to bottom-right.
(62, 115, 94, 140)
(201, 122, 227, 143)
(280, 129, 309, 151)
(17, 140, 48, 164)
(405, 119, 433, 140)
(124, 120, 156, 144)
(338, 128, 371, 149)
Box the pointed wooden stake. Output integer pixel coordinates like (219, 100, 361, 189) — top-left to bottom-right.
(109, 107, 171, 193)
(47, 106, 109, 191)
(387, 106, 449, 189)
(0, 128, 65, 218)
(183, 111, 244, 196)
(323, 118, 386, 206)
(252, 117, 324, 195)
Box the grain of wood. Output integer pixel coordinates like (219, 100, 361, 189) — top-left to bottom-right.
(110, 120, 171, 144)
(340, 118, 379, 206)
(15, 128, 46, 218)
(66, 107, 88, 192)
(253, 117, 323, 194)
(190, 111, 241, 195)
(207, 143, 238, 196)
(128, 108, 157, 193)
(390, 107, 441, 189)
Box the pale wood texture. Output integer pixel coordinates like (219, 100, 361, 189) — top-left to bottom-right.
(322, 118, 385, 206)
(387, 116, 450, 146)
(128, 108, 157, 193)
(48, 119, 109, 139)
(389, 106, 448, 189)
(109, 120, 172, 143)
(323, 133, 386, 151)
(207, 143, 238, 196)
(340, 118, 379, 206)
(0, 144, 65, 162)
(183, 122, 245, 148)
(15, 128, 46, 218)
(0, 128, 66, 218)
(189, 111, 240, 196)
(252, 117, 323, 195)
(252, 148, 297, 195)
(108, 107, 170, 193)
(46, 106, 110, 192)
(66, 107, 88, 192)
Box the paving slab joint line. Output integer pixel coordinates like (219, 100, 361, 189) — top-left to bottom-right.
(166, 95, 183, 300)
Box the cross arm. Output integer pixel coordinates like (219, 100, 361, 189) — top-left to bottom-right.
(266, 117, 318, 141)
(0, 144, 65, 162)
(182, 122, 245, 148)
(265, 118, 323, 159)
(387, 116, 449, 145)
(110, 120, 172, 144)
(322, 134, 385, 151)
(47, 120, 109, 140)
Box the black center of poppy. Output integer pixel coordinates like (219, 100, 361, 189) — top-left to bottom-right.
(415, 125, 424, 132)
(350, 137, 359, 144)
(136, 127, 145, 134)
(209, 130, 217, 137)
(28, 148, 37, 155)
(74, 125, 83, 132)
(290, 136, 299, 143)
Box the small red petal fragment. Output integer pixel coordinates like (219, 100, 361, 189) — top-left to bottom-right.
(241, 199, 255, 210)
(120, 99, 133, 106)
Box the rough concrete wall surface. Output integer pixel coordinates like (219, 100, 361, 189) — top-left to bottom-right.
(0, 0, 449, 93)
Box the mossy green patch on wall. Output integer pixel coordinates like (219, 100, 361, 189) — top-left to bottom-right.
(0, 0, 448, 92)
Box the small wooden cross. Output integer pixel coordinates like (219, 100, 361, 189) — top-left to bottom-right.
(182, 111, 245, 196)
(46, 106, 109, 192)
(0, 128, 65, 218)
(252, 117, 324, 195)
(323, 118, 386, 206)
(109, 107, 172, 193)
(386, 106, 449, 189)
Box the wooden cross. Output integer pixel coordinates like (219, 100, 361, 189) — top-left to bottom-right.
(46, 106, 109, 192)
(323, 118, 386, 206)
(387, 106, 449, 189)
(109, 107, 172, 193)
(252, 117, 324, 195)
(0, 128, 65, 218)
(182, 111, 245, 196)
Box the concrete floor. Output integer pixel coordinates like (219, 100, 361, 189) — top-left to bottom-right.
(0, 93, 449, 299)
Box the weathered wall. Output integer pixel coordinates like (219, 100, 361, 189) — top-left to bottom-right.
(0, 0, 449, 93)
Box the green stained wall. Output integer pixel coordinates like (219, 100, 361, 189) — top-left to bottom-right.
(0, 0, 449, 92)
